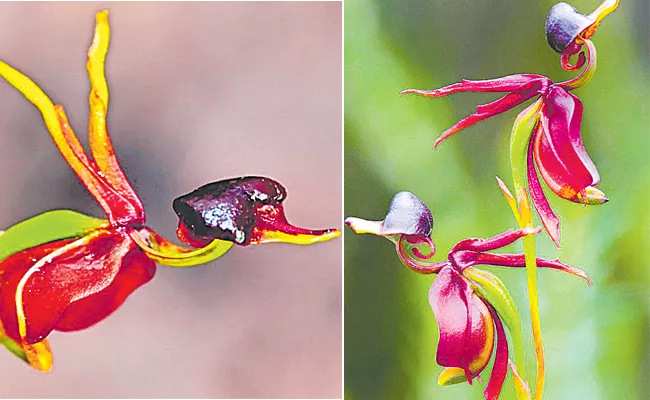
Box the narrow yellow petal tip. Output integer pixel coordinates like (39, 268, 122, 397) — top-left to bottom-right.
(438, 367, 468, 386)
(258, 229, 341, 245)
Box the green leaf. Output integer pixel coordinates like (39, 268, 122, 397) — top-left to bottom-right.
(0, 210, 108, 261)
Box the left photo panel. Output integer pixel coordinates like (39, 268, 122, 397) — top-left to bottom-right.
(0, 2, 342, 398)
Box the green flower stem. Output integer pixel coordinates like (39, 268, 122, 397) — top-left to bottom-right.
(509, 99, 543, 400)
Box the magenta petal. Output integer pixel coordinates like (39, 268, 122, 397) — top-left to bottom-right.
(466, 252, 592, 285)
(429, 268, 494, 381)
(536, 87, 600, 203)
(483, 301, 508, 400)
(528, 132, 561, 247)
(402, 74, 550, 97)
(452, 227, 538, 253)
(433, 80, 545, 148)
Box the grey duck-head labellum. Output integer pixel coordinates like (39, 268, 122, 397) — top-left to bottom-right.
(545, 2, 593, 53)
(382, 191, 433, 236)
(173, 176, 286, 245)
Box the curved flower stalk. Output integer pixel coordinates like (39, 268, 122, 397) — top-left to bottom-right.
(400, 2, 616, 397)
(0, 11, 339, 372)
(345, 192, 589, 399)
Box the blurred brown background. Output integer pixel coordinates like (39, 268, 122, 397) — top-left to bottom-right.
(0, 2, 341, 398)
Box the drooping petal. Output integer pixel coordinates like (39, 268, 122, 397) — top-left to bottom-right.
(535, 87, 603, 204)
(483, 301, 508, 400)
(429, 268, 494, 382)
(402, 76, 551, 148)
(173, 177, 339, 246)
(86, 11, 145, 224)
(527, 129, 561, 247)
(55, 247, 155, 331)
(0, 229, 137, 344)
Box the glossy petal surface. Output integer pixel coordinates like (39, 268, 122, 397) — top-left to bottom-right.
(55, 247, 155, 331)
(536, 87, 600, 203)
(0, 229, 137, 343)
(429, 268, 494, 381)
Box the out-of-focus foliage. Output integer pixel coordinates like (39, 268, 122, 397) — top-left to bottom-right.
(344, 0, 649, 399)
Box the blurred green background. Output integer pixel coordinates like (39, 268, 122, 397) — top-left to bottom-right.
(344, 0, 649, 399)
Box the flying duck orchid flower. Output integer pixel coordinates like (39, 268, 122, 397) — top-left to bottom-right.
(401, 0, 618, 247)
(0, 11, 339, 372)
(345, 192, 589, 399)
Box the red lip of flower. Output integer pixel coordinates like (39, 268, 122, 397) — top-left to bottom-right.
(0, 11, 339, 372)
(346, 192, 589, 399)
(400, 1, 617, 247)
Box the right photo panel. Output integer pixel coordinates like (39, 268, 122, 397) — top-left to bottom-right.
(344, 0, 649, 399)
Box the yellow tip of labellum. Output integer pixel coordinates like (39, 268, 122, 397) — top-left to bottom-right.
(581, 186, 608, 205)
(344, 217, 383, 235)
(23, 339, 53, 372)
(257, 229, 341, 245)
(438, 367, 468, 386)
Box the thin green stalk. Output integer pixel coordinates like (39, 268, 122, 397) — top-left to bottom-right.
(509, 99, 543, 399)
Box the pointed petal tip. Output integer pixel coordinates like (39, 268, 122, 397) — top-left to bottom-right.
(400, 88, 426, 96)
(583, 186, 608, 205)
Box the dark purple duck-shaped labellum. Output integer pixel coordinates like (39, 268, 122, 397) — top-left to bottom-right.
(174, 176, 340, 247)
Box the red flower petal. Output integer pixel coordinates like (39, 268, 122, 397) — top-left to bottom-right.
(528, 129, 561, 247)
(55, 247, 155, 331)
(403, 76, 551, 148)
(483, 301, 508, 400)
(535, 87, 600, 203)
(429, 268, 494, 382)
(0, 229, 139, 343)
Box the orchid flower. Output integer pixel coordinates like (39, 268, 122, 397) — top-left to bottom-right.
(345, 192, 589, 399)
(401, 0, 618, 247)
(0, 11, 339, 372)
